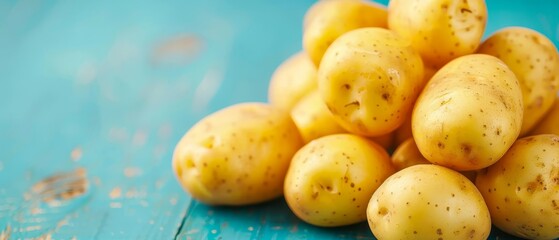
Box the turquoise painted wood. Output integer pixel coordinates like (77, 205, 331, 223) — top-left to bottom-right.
(0, 0, 557, 239)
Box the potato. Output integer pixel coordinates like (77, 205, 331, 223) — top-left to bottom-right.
(291, 90, 347, 143)
(369, 132, 395, 152)
(173, 103, 303, 205)
(477, 27, 559, 136)
(394, 64, 438, 146)
(475, 134, 559, 240)
(367, 164, 491, 240)
(318, 27, 424, 137)
(388, 0, 487, 68)
(391, 138, 430, 171)
(391, 138, 477, 181)
(303, 0, 387, 66)
(413, 54, 523, 171)
(531, 95, 559, 135)
(284, 134, 395, 227)
(268, 52, 317, 111)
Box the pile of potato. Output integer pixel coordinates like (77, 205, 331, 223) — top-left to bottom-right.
(172, 0, 559, 239)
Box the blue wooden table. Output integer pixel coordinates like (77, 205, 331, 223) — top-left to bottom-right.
(0, 0, 557, 239)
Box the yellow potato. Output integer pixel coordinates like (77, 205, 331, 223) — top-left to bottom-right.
(477, 27, 559, 136)
(476, 134, 559, 240)
(318, 27, 424, 136)
(369, 132, 395, 152)
(392, 138, 477, 181)
(531, 95, 559, 135)
(268, 52, 317, 111)
(394, 64, 438, 146)
(291, 90, 347, 143)
(367, 164, 491, 240)
(303, 0, 387, 66)
(413, 54, 523, 171)
(388, 0, 487, 68)
(391, 138, 430, 171)
(173, 103, 303, 205)
(284, 134, 395, 227)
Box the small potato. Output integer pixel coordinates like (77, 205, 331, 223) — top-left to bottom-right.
(318, 28, 424, 137)
(477, 27, 559, 136)
(391, 138, 430, 171)
(268, 52, 317, 111)
(476, 134, 559, 240)
(284, 134, 395, 227)
(388, 0, 487, 68)
(531, 95, 559, 135)
(392, 138, 477, 181)
(303, 0, 387, 66)
(291, 90, 347, 143)
(369, 132, 395, 152)
(367, 164, 491, 240)
(173, 103, 303, 205)
(413, 54, 523, 171)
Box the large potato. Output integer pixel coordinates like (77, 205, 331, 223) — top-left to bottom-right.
(291, 90, 347, 143)
(531, 95, 559, 135)
(476, 134, 559, 240)
(367, 164, 491, 240)
(268, 52, 317, 111)
(477, 27, 559, 136)
(318, 27, 424, 137)
(388, 0, 487, 68)
(173, 103, 303, 205)
(303, 0, 387, 66)
(413, 54, 523, 171)
(284, 134, 395, 227)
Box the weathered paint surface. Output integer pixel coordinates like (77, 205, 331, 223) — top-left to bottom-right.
(0, 0, 557, 239)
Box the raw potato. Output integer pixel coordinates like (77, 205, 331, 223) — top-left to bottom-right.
(531, 95, 559, 135)
(318, 27, 424, 137)
(392, 138, 477, 182)
(476, 134, 559, 240)
(369, 133, 395, 151)
(413, 54, 523, 171)
(388, 0, 487, 68)
(173, 103, 303, 205)
(268, 52, 317, 111)
(391, 138, 430, 171)
(477, 27, 559, 136)
(367, 164, 491, 240)
(284, 134, 395, 227)
(303, 0, 387, 66)
(291, 90, 347, 143)
(394, 64, 439, 146)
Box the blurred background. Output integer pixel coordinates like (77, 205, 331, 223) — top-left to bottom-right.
(0, 0, 558, 239)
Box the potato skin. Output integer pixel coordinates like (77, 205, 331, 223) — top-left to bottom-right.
(367, 164, 491, 240)
(475, 134, 559, 240)
(291, 90, 347, 143)
(531, 95, 559, 135)
(477, 27, 559, 136)
(173, 103, 303, 206)
(268, 52, 317, 111)
(388, 0, 487, 68)
(412, 54, 523, 171)
(284, 134, 395, 227)
(318, 27, 424, 137)
(303, 0, 387, 66)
